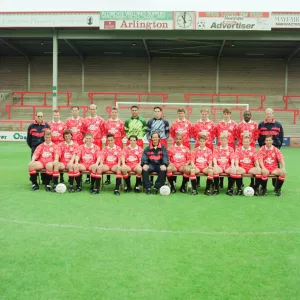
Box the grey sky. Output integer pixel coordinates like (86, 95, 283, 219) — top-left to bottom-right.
(1, 0, 300, 11)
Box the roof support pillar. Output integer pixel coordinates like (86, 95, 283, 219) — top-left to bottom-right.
(216, 40, 226, 94)
(284, 45, 300, 95)
(143, 39, 151, 93)
(52, 30, 58, 110)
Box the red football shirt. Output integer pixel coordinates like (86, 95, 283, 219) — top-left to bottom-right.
(76, 144, 101, 165)
(170, 119, 192, 145)
(235, 146, 258, 170)
(168, 144, 191, 166)
(216, 120, 237, 146)
(192, 120, 216, 147)
(34, 142, 58, 163)
(58, 141, 78, 164)
(191, 147, 213, 169)
(122, 145, 143, 165)
(48, 120, 65, 144)
(237, 120, 259, 147)
(83, 116, 104, 140)
(65, 117, 84, 142)
(101, 145, 122, 165)
(103, 119, 125, 139)
(213, 146, 235, 169)
(258, 145, 284, 171)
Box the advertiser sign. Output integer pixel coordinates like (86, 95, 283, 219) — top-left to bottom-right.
(197, 12, 271, 31)
(100, 11, 173, 30)
(272, 12, 300, 28)
(0, 12, 99, 28)
(0, 131, 27, 141)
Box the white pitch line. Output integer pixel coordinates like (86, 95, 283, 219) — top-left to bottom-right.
(1, 218, 300, 236)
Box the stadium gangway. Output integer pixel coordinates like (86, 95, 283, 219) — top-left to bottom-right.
(0, 119, 33, 131)
(87, 91, 169, 106)
(5, 104, 89, 120)
(282, 95, 300, 110)
(184, 93, 267, 109)
(12, 91, 73, 106)
(210, 107, 300, 124)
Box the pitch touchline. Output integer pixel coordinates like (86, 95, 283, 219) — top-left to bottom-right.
(1, 218, 300, 236)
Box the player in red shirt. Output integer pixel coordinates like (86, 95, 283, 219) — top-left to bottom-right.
(258, 135, 286, 196)
(65, 106, 84, 145)
(54, 129, 78, 192)
(121, 135, 143, 193)
(170, 108, 192, 149)
(235, 136, 261, 196)
(213, 135, 236, 196)
(192, 108, 216, 151)
(190, 135, 214, 196)
(166, 134, 191, 194)
(28, 130, 59, 192)
(73, 132, 101, 193)
(103, 107, 125, 185)
(215, 108, 237, 189)
(82, 104, 104, 184)
(96, 134, 123, 195)
(237, 110, 259, 188)
(49, 109, 66, 183)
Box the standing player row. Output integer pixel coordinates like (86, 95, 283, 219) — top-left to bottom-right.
(39, 105, 283, 150)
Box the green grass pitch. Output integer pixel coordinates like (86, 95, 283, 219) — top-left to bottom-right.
(1, 142, 300, 299)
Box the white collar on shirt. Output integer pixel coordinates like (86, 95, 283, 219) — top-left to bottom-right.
(242, 146, 251, 151)
(129, 145, 138, 150)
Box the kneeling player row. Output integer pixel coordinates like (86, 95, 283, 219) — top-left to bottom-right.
(28, 130, 286, 196)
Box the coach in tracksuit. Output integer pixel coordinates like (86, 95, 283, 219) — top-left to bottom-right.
(146, 106, 170, 148)
(27, 112, 50, 156)
(258, 108, 284, 186)
(142, 132, 169, 195)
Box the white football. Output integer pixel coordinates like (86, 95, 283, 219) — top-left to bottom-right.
(55, 183, 67, 194)
(160, 185, 171, 196)
(244, 186, 254, 197)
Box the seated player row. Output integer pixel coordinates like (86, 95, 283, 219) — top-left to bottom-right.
(28, 129, 286, 196)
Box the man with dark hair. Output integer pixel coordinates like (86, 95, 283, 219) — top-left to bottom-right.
(146, 106, 169, 148)
(258, 135, 286, 196)
(258, 108, 284, 188)
(141, 132, 169, 195)
(27, 112, 50, 185)
(237, 110, 259, 188)
(124, 105, 147, 148)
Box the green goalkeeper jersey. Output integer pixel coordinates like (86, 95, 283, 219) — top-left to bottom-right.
(124, 116, 147, 139)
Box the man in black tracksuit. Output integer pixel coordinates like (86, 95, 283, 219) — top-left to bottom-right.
(258, 108, 284, 149)
(142, 132, 169, 195)
(27, 112, 50, 155)
(258, 108, 284, 187)
(27, 112, 50, 183)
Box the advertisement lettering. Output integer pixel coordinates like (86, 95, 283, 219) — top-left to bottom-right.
(0, 131, 27, 142)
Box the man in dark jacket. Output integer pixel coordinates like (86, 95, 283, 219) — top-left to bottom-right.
(27, 112, 50, 184)
(258, 108, 284, 187)
(258, 108, 284, 149)
(146, 106, 169, 148)
(27, 112, 50, 156)
(141, 132, 169, 195)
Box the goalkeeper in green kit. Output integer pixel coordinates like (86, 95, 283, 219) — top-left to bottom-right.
(125, 105, 147, 148)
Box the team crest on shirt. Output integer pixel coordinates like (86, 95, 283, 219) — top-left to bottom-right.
(70, 147, 73, 151)
(96, 121, 100, 125)
(59, 126, 63, 130)
(49, 148, 53, 152)
(135, 151, 139, 155)
(89, 125, 97, 130)
(116, 123, 120, 127)
(109, 128, 117, 134)
(272, 153, 275, 157)
(42, 152, 50, 158)
(114, 151, 118, 155)
(83, 154, 92, 160)
(185, 123, 188, 127)
(207, 125, 211, 129)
